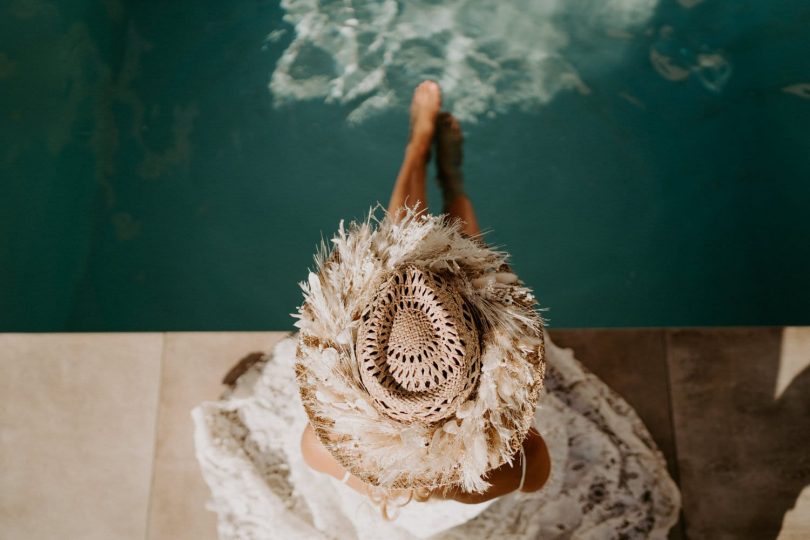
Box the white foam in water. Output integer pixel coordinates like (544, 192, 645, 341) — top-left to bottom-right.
(269, 0, 658, 123)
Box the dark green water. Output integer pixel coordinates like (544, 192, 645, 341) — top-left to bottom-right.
(1, 0, 809, 331)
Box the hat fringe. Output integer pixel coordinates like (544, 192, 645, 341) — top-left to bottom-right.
(294, 203, 546, 494)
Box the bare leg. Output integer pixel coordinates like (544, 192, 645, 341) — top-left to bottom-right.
(436, 113, 481, 238)
(445, 195, 480, 238)
(387, 81, 442, 221)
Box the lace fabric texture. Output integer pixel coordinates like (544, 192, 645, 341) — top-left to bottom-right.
(192, 332, 681, 539)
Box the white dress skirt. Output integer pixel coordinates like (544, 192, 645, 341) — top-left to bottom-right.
(192, 332, 681, 539)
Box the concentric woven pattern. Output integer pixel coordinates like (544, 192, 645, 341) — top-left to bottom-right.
(356, 264, 481, 424)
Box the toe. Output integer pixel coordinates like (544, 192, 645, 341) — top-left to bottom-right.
(422, 79, 439, 92)
(420, 80, 441, 105)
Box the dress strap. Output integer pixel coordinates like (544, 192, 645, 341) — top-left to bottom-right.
(340, 470, 351, 484)
(517, 446, 527, 492)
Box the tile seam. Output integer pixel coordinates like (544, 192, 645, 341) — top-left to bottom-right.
(663, 328, 688, 539)
(144, 332, 167, 540)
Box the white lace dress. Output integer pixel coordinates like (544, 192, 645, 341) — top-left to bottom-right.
(192, 332, 681, 539)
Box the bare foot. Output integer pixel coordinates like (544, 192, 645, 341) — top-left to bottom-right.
(409, 80, 442, 154)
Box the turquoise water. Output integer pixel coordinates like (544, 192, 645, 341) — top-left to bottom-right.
(1, 0, 809, 331)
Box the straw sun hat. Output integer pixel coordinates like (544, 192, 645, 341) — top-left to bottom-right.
(294, 205, 546, 494)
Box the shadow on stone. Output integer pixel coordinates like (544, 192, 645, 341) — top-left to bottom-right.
(666, 327, 810, 539)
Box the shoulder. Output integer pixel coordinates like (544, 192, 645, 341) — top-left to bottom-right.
(301, 423, 341, 475)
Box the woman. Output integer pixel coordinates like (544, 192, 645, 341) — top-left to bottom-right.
(193, 81, 681, 539)
(300, 80, 551, 505)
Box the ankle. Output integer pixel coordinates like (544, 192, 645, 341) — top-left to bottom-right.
(439, 173, 465, 200)
(441, 189, 466, 213)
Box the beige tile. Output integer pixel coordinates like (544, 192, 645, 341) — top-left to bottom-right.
(0, 333, 163, 540)
(146, 332, 290, 540)
(775, 327, 810, 400)
(778, 484, 810, 540)
(667, 327, 810, 540)
(775, 328, 810, 539)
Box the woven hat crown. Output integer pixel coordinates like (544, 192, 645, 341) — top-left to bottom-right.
(356, 265, 481, 424)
